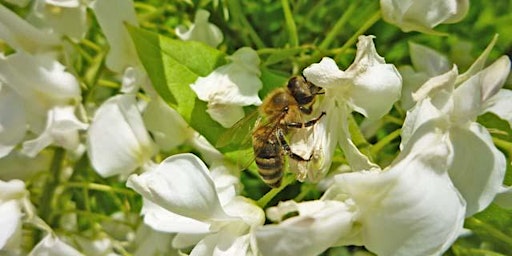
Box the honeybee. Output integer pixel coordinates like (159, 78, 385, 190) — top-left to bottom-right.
(252, 76, 325, 188)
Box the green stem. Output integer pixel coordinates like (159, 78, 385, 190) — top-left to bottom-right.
(281, 0, 298, 47)
(331, 10, 382, 57)
(370, 128, 402, 156)
(63, 182, 135, 195)
(493, 137, 512, 154)
(39, 148, 65, 226)
(257, 175, 295, 208)
(318, 2, 357, 50)
(465, 217, 512, 249)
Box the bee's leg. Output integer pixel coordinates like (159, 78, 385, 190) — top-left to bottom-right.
(286, 112, 326, 128)
(276, 129, 311, 162)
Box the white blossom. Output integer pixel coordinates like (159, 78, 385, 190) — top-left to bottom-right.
(190, 47, 263, 128)
(127, 153, 264, 255)
(176, 9, 224, 48)
(302, 35, 402, 179)
(0, 51, 82, 158)
(380, 0, 469, 34)
(402, 37, 511, 216)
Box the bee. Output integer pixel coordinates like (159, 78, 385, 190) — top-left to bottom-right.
(252, 76, 325, 188)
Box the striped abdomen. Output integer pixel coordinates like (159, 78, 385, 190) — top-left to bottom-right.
(253, 136, 283, 188)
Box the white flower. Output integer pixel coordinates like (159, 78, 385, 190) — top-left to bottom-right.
(90, 0, 139, 72)
(255, 130, 466, 256)
(302, 35, 402, 178)
(87, 95, 157, 178)
(0, 4, 60, 53)
(190, 47, 263, 128)
(380, 0, 469, 34)
(176, 9, 224, 48)
(0, 51, 82, 158)
(127, 153, 264, 255)
(28, 234, 82, 256)
(0, 179, 27, 252)
(402, 37, 511, 216)
(27, 0, 88, 41)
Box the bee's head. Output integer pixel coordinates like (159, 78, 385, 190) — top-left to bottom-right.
(287, 76, 323, 106)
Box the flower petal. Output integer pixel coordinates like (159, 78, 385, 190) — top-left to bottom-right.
(126, 153, 230, 222)
(303, 57, 347, 89)
(349, 63, 402, 119)
(28, 234, 81, 256)
(87, 95, 156, 177)
(484, 89, 512, 128)
(0, 86, 26, 158)
(448, 123, 506, 216)
(206, 103, 245, 128)
(176, 9, 223, 48)
(140, 199, 210, 234)
(90, 0, 139, 72)
(255, 200, 355, 256)
(190, 47, 262, 106)
(0, 5, 60, 52)
(27, 0, 88, 41)
(409, 42, 451, 77)
(143, 97, 194, 151)
(0, 200, 22, 250)
(345, 36, 402, 119)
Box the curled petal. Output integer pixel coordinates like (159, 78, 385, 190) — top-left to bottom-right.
(176, 9, 223, 48)
(448, 124, 506, 216)
(87, 95, 156, 177)
(126, 153, 230, 222)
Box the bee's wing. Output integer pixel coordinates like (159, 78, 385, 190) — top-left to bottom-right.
(216, 109, 260, 149)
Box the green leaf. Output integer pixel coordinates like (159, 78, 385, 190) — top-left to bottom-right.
(127, 25, 228, 144)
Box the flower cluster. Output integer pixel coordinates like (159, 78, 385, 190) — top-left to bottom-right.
(0, 0, 511, 255)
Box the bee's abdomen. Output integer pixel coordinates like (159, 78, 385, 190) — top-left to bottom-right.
(254, 140, 283, 188)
